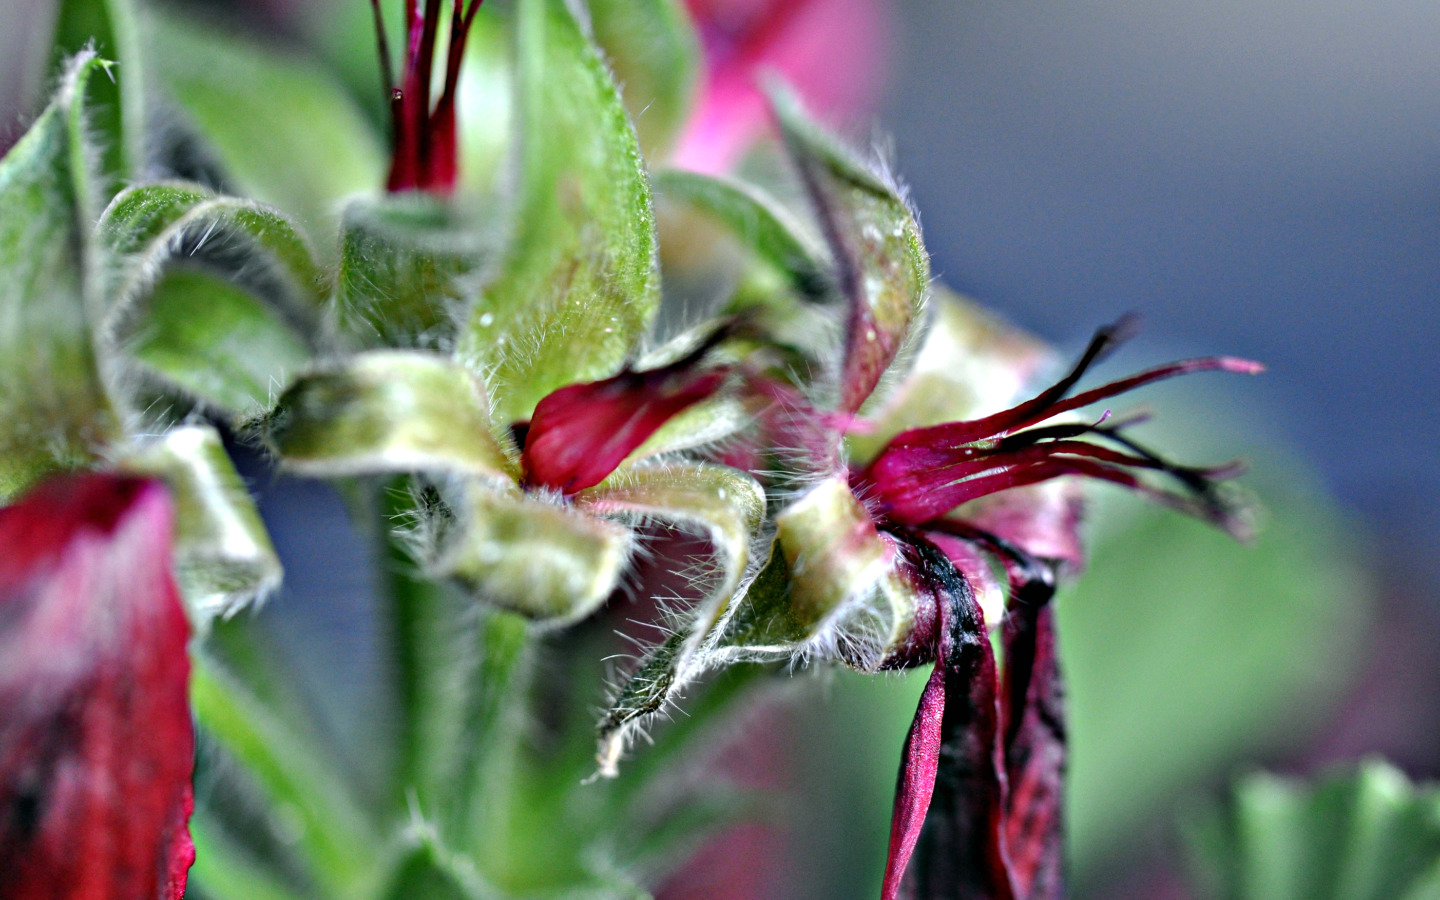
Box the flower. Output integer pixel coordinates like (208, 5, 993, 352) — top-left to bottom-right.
(0, 473, 195, 900)
(372, 0, 487, 193)
(850, 325, 1258, 899)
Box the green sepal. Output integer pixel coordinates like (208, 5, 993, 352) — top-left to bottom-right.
(0, 52, 123, 501)
(654, 168, 829, 301)
(98, 181, 327, 318)
(580, 461, 766, 639)
(772, 84, 931, 415)
(52, 0, 146, 185)
(457, 0, 660, 425)
(583, 464, 767, 776)
(701, 475, 925, 670)
(432, 483, 630, 625)
(145, 8, 386, 232)
(846, 286, 1052, 464)
(120, 425, 281, 628)
(334, 195, 493, 349)
(1189, 759, 1440, 900)
(586, 0, 701, 159)
(123, 268, 313, 418)
(266, 351, 517, 483)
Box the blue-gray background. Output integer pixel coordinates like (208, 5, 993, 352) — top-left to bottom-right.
(880, 0, 1439, 584)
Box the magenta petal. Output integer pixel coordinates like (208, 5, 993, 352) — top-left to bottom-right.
(0, 474, 195, 900)
(523, 363, 728, 495)
(881, 658, 946, 900)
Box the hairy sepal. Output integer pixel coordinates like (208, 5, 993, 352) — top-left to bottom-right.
(0, 52, 124, 500)
(121, 425, 282, 629)
(266, 350, 517, 484)
(334, 194, 494, 349)
(771, 84, 930, 417)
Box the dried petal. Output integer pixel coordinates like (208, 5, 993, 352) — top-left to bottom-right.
(882, 536, 1014, 900)
(0, 474, 194, 900)
(1001, 602, 1065, 900)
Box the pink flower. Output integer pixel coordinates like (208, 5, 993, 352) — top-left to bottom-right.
(674, 0, 890, 173)
(0, 474, 195, 900)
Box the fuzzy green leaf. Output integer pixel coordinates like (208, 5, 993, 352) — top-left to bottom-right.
(334, 195, 493, 348)
(773, 86, 930, 414)
(432, 483, 631, 624)
(1189, 760, 1440, 900)
(0, 53, 122, 501)
(267, 351, 517, 483)
(581, 463, 766, 773)
(595, 475, 924, 775)
(457, 0, 660, 425)
(121, 425, 281, 627)
(587, 0, 701, 158)
(145, 9, 385, 232)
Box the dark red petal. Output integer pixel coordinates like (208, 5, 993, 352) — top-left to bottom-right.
(881, 536, 1015, 900)
(523, 361, 729, 495)
(0, 474, 194, 900)
(1001, 603, 1065, 900)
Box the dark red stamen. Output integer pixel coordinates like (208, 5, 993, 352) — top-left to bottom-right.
(858, 322, 1260, 532)
(380, 0, 485, 193)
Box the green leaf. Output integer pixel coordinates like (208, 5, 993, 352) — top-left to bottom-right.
(432, 482, 630, 624)
(334, 195, 494, 348)
(191, 656, 384, 897)
(121, 268, 312, 417)
(53, 0, 146, 185)
(0, 52, 123, 501)
(654, 168, 829, 300)
(772, 85, 930, 415)
(188, 818, 309, 900)
(456, 0, 660, 425)
(145, 9, 386, 233)
(121, 425, 281, 628)
(267, 351, 517, 483)
(845, 286, 1053, 464)
(1188, 760, 1440, 900)
(586, 0, 701, 158)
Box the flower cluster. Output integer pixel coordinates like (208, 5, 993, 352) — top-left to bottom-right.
(0, 2, 1257, 897)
